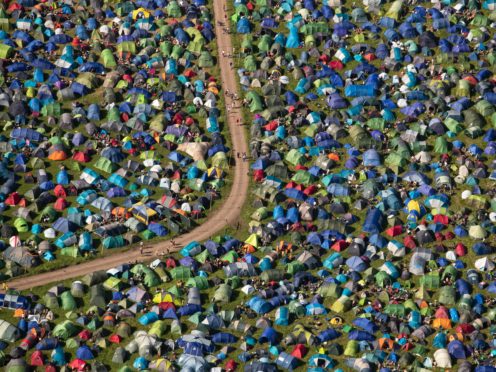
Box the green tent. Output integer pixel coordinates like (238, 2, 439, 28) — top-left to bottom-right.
(0, 44, 13, 58)
(61, 247, 79, 258)
(166, 1, 181, 17)
(186, 276, 209, 290)
(94, 157, 116, 173)
(375, 271, 391, 287)
(385, 153, 407, 171)
(141, 229, 156, 240)
(288, 300, 305, 317)
(384, 304, 406, 317)
(317, 283, 342, 298)
(285, 149, 305, 166)
(60, 291, 77, 311)
(41, 103, 61, 117)
(260, 269, 284, 282)
(52, 320, 78, 340)
(287, 261, 305, 275)
(213, 284, 232, 303)
(102, 236, 125, 249)
(246, 91, 263, 112)
(344, 340, 359, 357)
(420, 273, 440, 289)
(44, 293, 59, 308)
(438, 286, 456, 306)
(103, 277, 125, 291)
(100, 49, 117, 68)
(243, 55, 257, 72)
(291, 171, 315, 186)
(198, 51, 213, 68)
(221, 251, 238, 263)
(149, 320, 168, 338)
(13, 218, 28, 233)
(434, 137, 448, 154)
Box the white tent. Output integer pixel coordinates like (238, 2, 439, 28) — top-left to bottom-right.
(433, 349, 452, 368)
(475, 257, 495, 272)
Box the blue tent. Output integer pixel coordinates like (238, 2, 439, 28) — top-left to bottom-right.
(148, 223, 168, 236)
(237, 17, 251, 33)
(76, 345, 94, 360)
(348, 330, 375, 341)
(352, 318, 378, 333)
(259, 327, 279, 344)
(247, 296, 273, 314)
(138, 312, 159, 325)
(363, 208, 385, 234)
(316, 328, 341, 343)
(448, 340, 469, 359)
(285, 24, 300, 48)
(212, 332, 237, 344)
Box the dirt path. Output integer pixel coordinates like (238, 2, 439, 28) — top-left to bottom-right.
(5, 5, 249, 291)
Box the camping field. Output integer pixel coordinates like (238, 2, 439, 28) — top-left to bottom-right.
(2, 0, 496, 371)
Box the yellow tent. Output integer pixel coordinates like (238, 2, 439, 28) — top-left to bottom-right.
(407, 200, 420, 213)
(132, 7, 151, 20)
(244, 233, 259, 248)
(152, 292, 182, 306)
(207, 167, 224, 179)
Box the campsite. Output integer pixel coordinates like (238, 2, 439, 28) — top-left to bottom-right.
(0, 0, 232, 278)
(1, 0, 496, 370)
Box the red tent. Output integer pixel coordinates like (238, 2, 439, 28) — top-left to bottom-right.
(444, 231, 455, 240)
(158, 302, 176, 311)
(226, 360, 238, 372)
(331, 240, 348, 252)
(329, 60, 344, 70)
(364, 53, 376, 61)
(291, 344, 308, 359)
(455, 243, 467, 256)
(78, 329, 92, 341)
(386, 225, 403, 237)
(72, 151, 90, 163)
(69, 359, 87, 371)
(54, 197, 68, 211)
(403, 235, 416, 249)
(45, 364, 57, 372)
(54, 185, 67, 198)
(166, 258, 177, 268)
(295, 164, 308, 171)
(31, 350, 45, 366)
(433, 214, 449, 225)
(109, 334, 122, 344)
(303, 185, 317, 195)
(5, 192, 21, 206)
(253, 170, 264, 182)
(435, 232, 444, 241)
(264, 121, 279, 131)
(456, 323, 475, 334)
(435, 306, 450, 319)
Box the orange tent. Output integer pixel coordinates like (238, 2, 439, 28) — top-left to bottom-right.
(432, 318, 451, 329)
(378, 338, 394, 350)
(242, 244, 256, 254)
(48, 151, 68, 161)
(112, 207, 131, 219)
(328, 153, 340, 161)
(14, 309, 25, 317)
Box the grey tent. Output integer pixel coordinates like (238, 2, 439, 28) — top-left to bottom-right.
(0, 320, 20, 342)
(3, 246, 40, 268)
(90, 284, 107, 308)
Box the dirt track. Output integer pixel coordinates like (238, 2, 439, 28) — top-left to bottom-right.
(5, 3, 249, 291)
